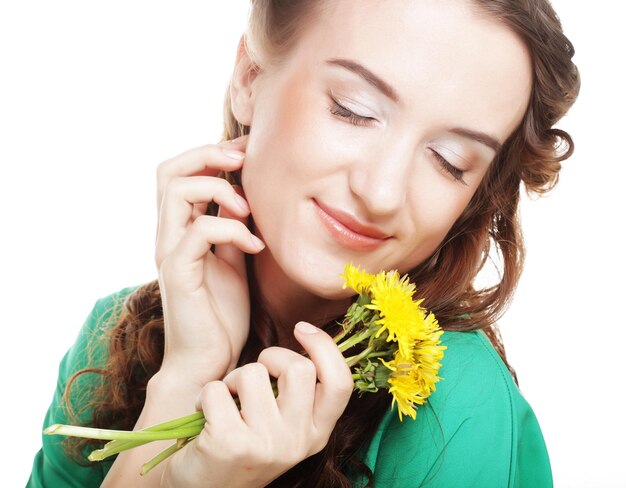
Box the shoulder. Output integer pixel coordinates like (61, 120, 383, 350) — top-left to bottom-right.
(353, 330, 552, 487)
(87, 284, 144, 333)
(27, 284, 145, 488)
(55, 283, 145, 412)
(435, 329, 514, 415)
(62, 284, 144, 374)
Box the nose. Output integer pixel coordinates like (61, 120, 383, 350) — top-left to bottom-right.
(348, 141, 411, 216)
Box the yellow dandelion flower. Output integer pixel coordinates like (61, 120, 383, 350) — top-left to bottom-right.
(381, 328, 447, 421)
(45, 262, 446, 471)
(341, 263, 376, 294)
(381, 354, 426, 421)
(414, 311, 441, 341)
(365, 270, 425, 357)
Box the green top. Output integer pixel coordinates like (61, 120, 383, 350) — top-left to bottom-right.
(27, 286, 552, 488)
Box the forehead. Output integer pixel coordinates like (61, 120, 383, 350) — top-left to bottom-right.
(283, 0, 533, 141)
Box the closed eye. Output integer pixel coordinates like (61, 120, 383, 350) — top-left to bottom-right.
(328, 97, 376, 127)
(430, 149, 468, 186)
(329, 96, 468, 186)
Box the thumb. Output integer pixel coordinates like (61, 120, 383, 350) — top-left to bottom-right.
(293, 321, 354, 428)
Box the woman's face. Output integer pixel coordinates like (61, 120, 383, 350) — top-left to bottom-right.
(236, 0, 532, 299)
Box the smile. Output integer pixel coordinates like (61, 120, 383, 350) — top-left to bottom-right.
(313, 199, 389, 252)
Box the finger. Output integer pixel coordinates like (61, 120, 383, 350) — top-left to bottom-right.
(293, 322, 354, 432)
(155, 140, 247, 213)
(218, 133, 249, 149)
(214, 185, 253, 278)
(156, 177, 251, 266)
(190, 201, 209, 222)
(162, 215, 265, 289)
(256, 346, 317, 426)
(189, 136, 248, 221)
(197, 381, 246, 433)
(222, 363, 281, 431)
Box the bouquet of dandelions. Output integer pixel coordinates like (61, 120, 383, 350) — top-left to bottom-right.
(44, 263, 446, 475)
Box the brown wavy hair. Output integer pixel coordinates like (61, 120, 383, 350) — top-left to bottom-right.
(62, 0, 580, 486)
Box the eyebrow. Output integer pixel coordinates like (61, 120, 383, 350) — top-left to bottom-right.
(325, 57, 503, 153)
(326, 57, 400, 103)
(449, 127, 502, 153)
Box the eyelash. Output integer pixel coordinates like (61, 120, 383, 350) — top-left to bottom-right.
(329, 97, 467, 185)
(328, 98, 375, 127)
(430, 150, 468, 185)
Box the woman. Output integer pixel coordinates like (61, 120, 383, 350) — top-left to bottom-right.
(28, 0, 580, 486)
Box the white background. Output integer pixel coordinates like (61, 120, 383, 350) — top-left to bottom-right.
(1, 1, 624, 486)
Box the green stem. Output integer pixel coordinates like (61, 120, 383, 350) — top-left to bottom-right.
(84, 383, 277, 462)
(137, 411, 204, 431)
(44, 303, 408, 474)
(346, 346, 374, 368)
(140, 436, 196, 476)
(44, 424, 202, 442)
(89, 418, 207, 461)
(332, 321, 354, 344)
(356, 351, 391, 361)
(337, 328, 373, 353)
(89, 440, 148, 461)
(345, 350, 387, 362)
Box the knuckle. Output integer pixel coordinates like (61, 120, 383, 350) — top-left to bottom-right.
(192, 212, 243, 235)
(287, 359, 317, 381)
(241, 362, 269, 379)
(213, 176, 233, 193)
(190, 214, 214, 231)
(203, 379, 228, 397)
(233, 218, 251, 233)
(197, 381, 229, 411)
(257, 346, 281, 364)
(156, 158, 177, 185)
(155, 160, 169, 180)
(164, 176, 184, 198)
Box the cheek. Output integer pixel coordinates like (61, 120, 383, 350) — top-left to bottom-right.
(243, 96, 347, 205)
(405, 182, 474, 247)
(240, 81, 327, 232)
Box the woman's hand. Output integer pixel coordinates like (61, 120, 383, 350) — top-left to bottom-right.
(154, 134, 263, 388)
(161, 321, 355, 488)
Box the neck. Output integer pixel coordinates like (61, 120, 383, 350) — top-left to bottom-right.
(252, 249, 352, 350)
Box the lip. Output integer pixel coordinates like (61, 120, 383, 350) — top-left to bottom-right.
(313, 199, 391, 251)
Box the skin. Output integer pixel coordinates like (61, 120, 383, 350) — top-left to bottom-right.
(104, 1, 534, 486)
(231, 0, 532, 345)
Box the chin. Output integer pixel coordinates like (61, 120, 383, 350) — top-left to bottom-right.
(283, 250, 361, 299)
(304, 278, 357, 300)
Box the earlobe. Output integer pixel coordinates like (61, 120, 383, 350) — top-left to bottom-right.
(230, 34, 262, 126)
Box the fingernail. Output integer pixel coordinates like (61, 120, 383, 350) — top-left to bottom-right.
(249, 234, 265, 250)
(295, 322, 320, 334)
(222, 149, 245, 160)
(234, 193, 249, 212)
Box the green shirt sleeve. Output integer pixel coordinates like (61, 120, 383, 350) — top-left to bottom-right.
(27, 285, 141, 488)
(349, 330, 553, 488)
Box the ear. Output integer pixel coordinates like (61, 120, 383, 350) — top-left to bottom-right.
(230, 34, 262, 126)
